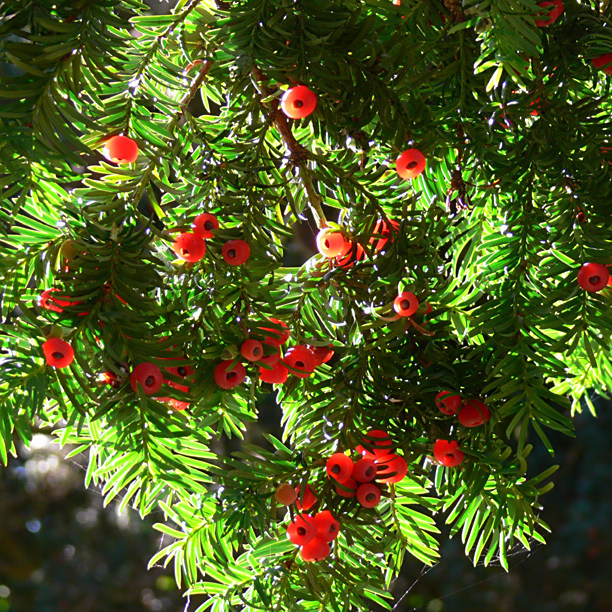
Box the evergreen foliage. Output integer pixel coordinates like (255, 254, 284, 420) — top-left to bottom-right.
(1, 0, 611, 609)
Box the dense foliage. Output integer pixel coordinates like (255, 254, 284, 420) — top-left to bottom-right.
(1, 0, 611, 609)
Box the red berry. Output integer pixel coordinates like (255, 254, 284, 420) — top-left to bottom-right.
(222, 239, 250, 265)
(433, 440, 464, 467)
(534, 0, 563, 27)
(172, 232, 206, 262)
(241, 339, 264, 361)
(356, 429, 395, 462)
(38, 288, 80, 313)
(260, 345, 281, 365)
(281, 85, 317, 119)
(295, 484, 317, 511)
(435, 391, 462, 415)
(395, 149, 426, 179)
(130, 362, 163, 394)
(168, 398, 189, 411)
(42, 337, 74, 368)
(261, 318, 290, 347)
(275, 483, 298, 506)
(287, 514, 316, 546)
(335, 477, 358, 498)
(316, 228, 349, 257)
(356, 483, 381, 508)
(457, 398, 490, 427)
(393, 292, 419, 317)
(351, 458, 377, 483)
(376, 455, 408, 483)
(283, 345, 316, 378)
(593, 53, 612, 75)
(259, 361, 288, 384)
(164, 363, 193, 379)
(192, 213, 219, 239)
(103, 135, 139, 164)
(577, 263, 609, 292)
(369, 218, 399, 252)
(314, 510, 340, 542)
(335, 242, 366, 268)
(309, 344, 335, 366)
(300, 536, 330, 562)
(214, 361, 246, 389)
(325, 453, 354, 483)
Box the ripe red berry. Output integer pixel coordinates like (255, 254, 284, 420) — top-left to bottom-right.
(261, 318, 290, 347)
(281, 85, 317, 119)
(335, 242, 366, 268)
(300, 536, 330, 562)
(314, 510, 340, 542)
(38, 288, 80, 313)
(393, 291, 419, 317)
(295, 484, 317, 511)
(326, 453, 354, 483)
(435, 391, 462, 415)
(168, 398, 189, 411)
(259, 361, 288, 384)
(192, 213, 219, 239)
(287, 514, 316, 546)
(164, 363, 193, 379)
(457, 398, 490, 427)
(593, 53, 612, 75)
(335, 477, 358, 498)
(356, 429, 395, 462)
(316, 228, 349, 258)
(103, 135, 139, 164)
(356, 483, 381, 508)
(283, 345, 316, 378)
(433, 440, 464, 467)
(352, 458, 377, 483)
(222, 239, 250, 265)
(376, 455, 408, 484)
(130, 362, 163, 394)
(309, 344, 334, 366)
(369, 218, 399, 252)
(172, 232, 206, 262)
(395, 149, 426, 179)
(534, 0, 563, 27)
(42, 337, 74, 368)
(241, 339, 264, 361)
(275, 483, 298, 506)
(214, 361, 246, 389)
(577, 263, 609, 292)
(260, 344, 281, 365)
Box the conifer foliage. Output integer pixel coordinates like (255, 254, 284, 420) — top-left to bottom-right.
(1, 0, 612, 609)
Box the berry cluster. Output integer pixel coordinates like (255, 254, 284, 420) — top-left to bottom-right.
(286, 510, 340, 562)
(435, 391, 491, 428)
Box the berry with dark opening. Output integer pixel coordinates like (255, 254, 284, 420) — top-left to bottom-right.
(369, 218, 399, 252)
(309, 344, 335, 366)
(356, 483, 382, 508)
(241, 339, 264, 361)
(316, 228, 349, 258)
(356, 429, 395, 462)
(335, 477, 358, 498)
(295, 484, 317, 511)
(457, 398, 490, 427)
(326, 453, 354, 484)
(172, 232, 206, 262)
(130, 363, 163, 395)
(435, 391, 462, 415)
(393, 291, 419, 317)
(222, 239, 250, 265)
(283, 345, 316, 378)
(42, 337, 74, 368)
(433, 440, 464, 467)
(335, 242, 366, 268)
(261, 318, 290, 347)
(395, 149, 426, 179)
(214, 360, 246, 389)
(300, 536, 330, 562)
(192, 213, 219, 239)
(103, 135, 139, 164)
(352, 458, 377, 483)
(593, 53, 612, 75)
(275, 483, 298, 506)
(280, 85, 317, 119)
(286, 514, 316, 546)
(534, 0, 563, 27)
(259, 361, 288, 384)
(376, 455, 408, 483)
(577, 263, 609, 292)
(314, 510, 340, 542)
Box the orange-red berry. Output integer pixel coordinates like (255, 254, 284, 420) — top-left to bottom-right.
(222, 239, 250, 265)
(335, 477, 358, 498)
(593, 53, 612, 75)
(356, 483, 381, 508)
(295, 484, 317, 511)
(435, 391, 462, 415)
(457, 398, 490, 427)
(356, 429, 395, 462)
(369, 218, 399, 252)
(259, 361, 288, 384)
(314, 510, 340, 542)
(192, 213, 219, 239)
(275, 483, 298, 506)
(335, 242, 366, 268)
(326, 453, 354, 483)
(214, 360, 246, 389)
(281, 85, 317, 119)
(376, 455, 408, 484)
(393, 291, 419, 317)
(287, 514, 316, 546)
(534, 0, 563, 26)
(283, 345, 316, 378)
(130, 362, 163, 394)
(316, 228, 349, 258)
(433, 440, 464, 467)
(261, 318, 290, 347)
(300, 536, 330, 562)
(395, 149, 426, 179)
(352, 458, 377, 483)
(577, 263, 609, 292)
(103, 135, 139, 164)
(172, 232, 206, 262)
(42, 337, 74, 368)
(241, 339, 264, 361)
